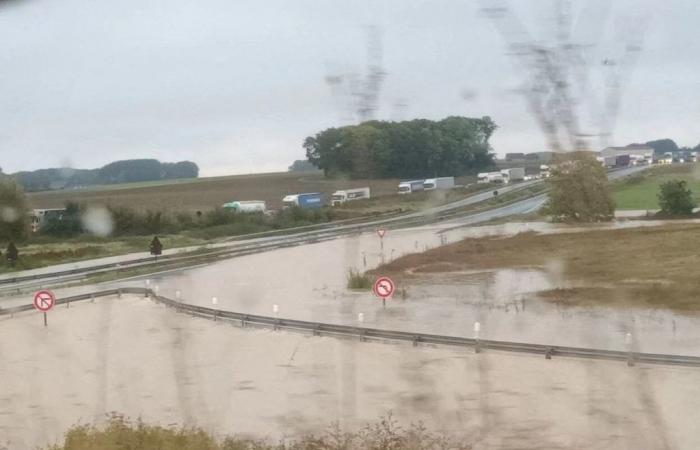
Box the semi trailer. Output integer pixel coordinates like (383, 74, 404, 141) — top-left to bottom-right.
(282, 192, 324, 209)
(331, 187, 370, 206)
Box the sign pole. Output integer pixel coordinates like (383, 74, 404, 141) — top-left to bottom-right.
(43, 312, 47, 327)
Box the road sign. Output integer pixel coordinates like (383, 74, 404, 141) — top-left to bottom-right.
(376, 228, 386, 238)
(373, 276, 395, 299)
(33, 290, 56, 312)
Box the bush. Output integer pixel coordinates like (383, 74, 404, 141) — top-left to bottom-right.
(46, 413, 471, 450)
(347, 269, 372, 290)
(658, 180, 695, 216)
(0, 178, 29, 242)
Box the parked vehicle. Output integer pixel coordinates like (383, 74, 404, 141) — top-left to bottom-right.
(500, 168, 525, 183)
(221, 200, 266, 213)
(398, 180, 425, 194)
(477, 172, 505, 184)
(282, 192, 324, 209)
(331, 187, 370, 206)
(423, 177, 455, 190)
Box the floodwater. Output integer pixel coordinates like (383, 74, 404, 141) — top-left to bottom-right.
(136, 219, 700, 356)
(2, 296, 699, 450)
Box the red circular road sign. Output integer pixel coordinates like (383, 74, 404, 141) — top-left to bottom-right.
(373, 276, 395, 299)
(33, 290, 56, 312)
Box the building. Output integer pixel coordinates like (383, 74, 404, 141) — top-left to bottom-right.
(600, 145, 654, 161)
(30, 208, 66, 232)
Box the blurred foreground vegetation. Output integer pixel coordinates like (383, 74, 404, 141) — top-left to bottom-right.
(44, 414, 471, 450)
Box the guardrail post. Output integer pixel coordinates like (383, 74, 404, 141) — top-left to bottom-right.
(625, 332, 635, 367)
(545, 347, 553, 359)
(474, 322, 481, 354)
(313, 325, 321, 336)
(90, 294, 95, 303)
(117, 289, 122, 299)
(413, 336, 421, 347)
(66, 300, 70, 309)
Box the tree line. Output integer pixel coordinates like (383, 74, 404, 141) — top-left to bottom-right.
(6, 159, 199, 192)
(303, 116, 497, 179)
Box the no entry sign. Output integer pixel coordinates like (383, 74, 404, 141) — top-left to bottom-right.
(373, 276, 395, 299)
(33, 290, 56, 312)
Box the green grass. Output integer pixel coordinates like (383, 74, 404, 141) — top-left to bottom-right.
(614, 163, 700, 210)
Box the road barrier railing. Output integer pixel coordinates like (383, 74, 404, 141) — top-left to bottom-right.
(2, 287, 700, 368)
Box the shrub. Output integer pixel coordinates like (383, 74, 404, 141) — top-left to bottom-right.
(0, 178, 29, 242)
(347, 269, 372, 290)
(658, 180, 695, 216)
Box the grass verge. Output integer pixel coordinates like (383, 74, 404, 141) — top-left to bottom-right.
(613, 163, 700, 210)
(347, 269, 372, 290)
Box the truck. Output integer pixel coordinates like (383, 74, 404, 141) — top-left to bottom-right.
(282, 192, 324, 209)
(398, 180, 425, 194)
(477, 172, 505, 184)
(221, 200, 266, 213)
(423, 177, 455, 190)
(615, 154, 631, 167)
(331, 187, 370, 206)
(500, 168, 525, 183)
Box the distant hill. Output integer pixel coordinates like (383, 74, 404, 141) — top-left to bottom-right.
(9, 159, 199, 192)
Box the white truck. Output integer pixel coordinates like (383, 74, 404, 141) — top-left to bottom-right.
(500, 168, 525, 183)
(423, 177, 455, 190)
(221, 200, 266, 213)
(477, 172, 505, 184)
(331, 187, 371, 206)
(398, 180, 425, 194)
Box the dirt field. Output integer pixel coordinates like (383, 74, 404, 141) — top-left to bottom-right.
(27, 171, 402, 212)
(375, 222, 700, 311)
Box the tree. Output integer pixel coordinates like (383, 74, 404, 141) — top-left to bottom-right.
(149, 236, 163, 261)
(658, 180, 695, 216)
(6, 241, 18, 267)
(0, 178, 29, 242)
(162, 161, 199, 179)
(303, 116, 497, 179)
(644, 139, 679, 156)
(543, 152, 615, 222)
(288, 160, 318, 172)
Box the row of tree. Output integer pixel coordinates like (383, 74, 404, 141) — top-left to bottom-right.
(303, 116, 497, 179)
(633, 139, 700, 155)
(8, 159, 199, 192)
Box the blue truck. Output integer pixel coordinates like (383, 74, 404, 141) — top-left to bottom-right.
(282, 192, 324, 209)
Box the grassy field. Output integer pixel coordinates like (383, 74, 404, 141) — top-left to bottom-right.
(614, 163, 700, 210)
(375, 222, 700, 311)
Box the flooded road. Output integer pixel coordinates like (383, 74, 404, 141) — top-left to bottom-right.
(2, 296, 699, 450)
(125, 219, 700, 356)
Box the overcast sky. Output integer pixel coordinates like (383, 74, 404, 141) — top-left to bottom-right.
(0, 0, 698, 176)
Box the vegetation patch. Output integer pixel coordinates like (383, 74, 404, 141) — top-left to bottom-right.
(614, 163, 700, 210)
(347, 269, 372, 290)
(44, 413, 471, 450)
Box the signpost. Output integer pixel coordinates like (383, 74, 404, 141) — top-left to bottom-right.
(376, 229, 386, 263)
(373, 276, 395, 308)
(33, 290, 56, 327)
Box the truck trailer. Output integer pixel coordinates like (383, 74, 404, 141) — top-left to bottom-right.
(477, 172, 505, 184)
(282, 192, 324, 209)
(423, 177, 455, 190)
(331, 187, 370, 206)
(221, 200, 266, 213)
(500, 168, 525, 183)
(398, 180, 425, 194)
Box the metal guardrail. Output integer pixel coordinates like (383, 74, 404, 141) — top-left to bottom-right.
(0, 183, 545, 289)
(3, 288, 700, 368)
